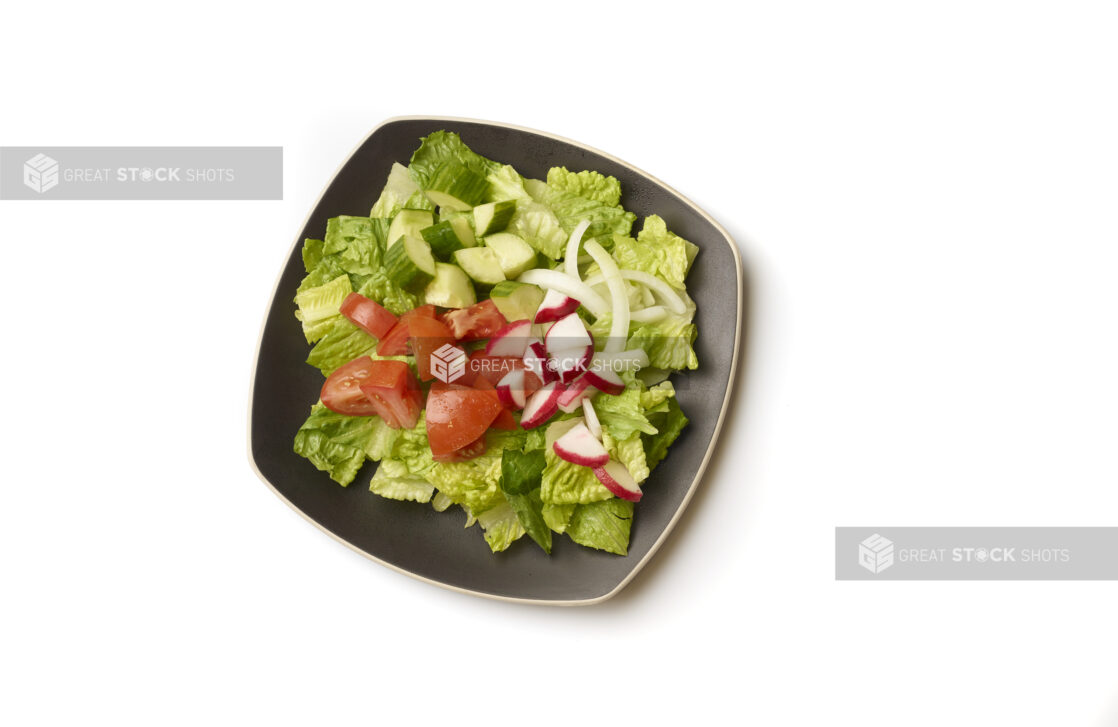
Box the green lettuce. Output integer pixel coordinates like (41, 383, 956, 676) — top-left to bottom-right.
(476, 500, 526, 553)
(546, 167, 622, 207)
(370, 162, 435, 217)
(293, 274, 352, 344)
(500, 449, 551, 554)
(612, 215, 698, 291)
(567, 498, 634, 555)
(540, 449, 612, 505)
(293, 404, 383, 486)
(356, 270, 419, 316)
(369, 459, 435, 503)
(604, 432, 650, 485)
(408, 131, 500, 189)
(628, 313, 699, 371)
(542, 503, 576, 533)
(591, 379, 659, 441)
(485, 164, 532, 203)
(524, 178, 635, 242)
(643, 398, 689, 472)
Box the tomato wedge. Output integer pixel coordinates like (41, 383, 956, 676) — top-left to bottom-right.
(320, 356, 381, 416)
(425, 381, 504, 456)
(440, 300, 507, 341)
(458, 352, 526, 387)
(471, 377, 519, 430)
(357, 359, 422, 429)
(407, 316, 457, 382)
(339, 293, 397, 339)
(376, 305, 438, 356)
(432, 434, 487, 463)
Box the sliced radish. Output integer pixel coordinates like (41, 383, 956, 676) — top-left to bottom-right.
(545, 313, 592, 356)
(582, 366, 625, 396)
(523, 339, 557, 384)
(545, 416, 583, 449)
(496, 369, 527, 409)
(582, 398, 602, 439)
(484, 319, 533, 357)
(534, 288, 580, 324)
(550, 344, 593, 385)
(520, 381, 563, 429)
(593, 460, 643, 502)
(553, 422, 610, 467)
(557, 375, 595, 413)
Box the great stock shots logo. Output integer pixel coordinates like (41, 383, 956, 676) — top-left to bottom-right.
(858, 533, 895, 574)
(23, 154, 59, 193)
(430, 343, 467, 384)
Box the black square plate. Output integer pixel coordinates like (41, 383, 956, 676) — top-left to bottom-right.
(249, 117, 742, 605)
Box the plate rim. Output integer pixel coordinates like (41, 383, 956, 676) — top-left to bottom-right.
(246, 115, 744, 606)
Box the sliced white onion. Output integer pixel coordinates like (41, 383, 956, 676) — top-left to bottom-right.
(629, 305, 669, 323)
(582, 398, 602, 440)
(517, 269, 609, 317)
(583, 239, 629, 353)
(564, 219, 591, 280)
(583, 269, 688, 315)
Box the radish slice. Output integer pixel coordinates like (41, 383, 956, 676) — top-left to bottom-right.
(533, 289, 580, 324)
(629, 305, 668, 323)
(545, 417, 583, 449)
(582, 398, 602, 439)
(544, 313, 592, 356)
(557, 375, 595, 412)
(593, 460, 643, 502)
(484, 319, 533, 357)
(523, 339, 557, 384)
(582, 366, 625, 396)
(520, 382, 563, 429)
(582, 270, 687, 315)
(583, 239, 629, 353)
(517, 269, 609, 317)
(592, 349, 650, 372)
(496, 369, 527, 409)
(553, 422, 609, 467)
(550, 344, 593, 385)
(564, 219, 591, 280)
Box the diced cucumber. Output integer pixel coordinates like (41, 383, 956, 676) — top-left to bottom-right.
(422, 162, 489, 211)
(489, 280, 545, 323)
(424, 263, 477, 308)
(387, 209, 434, 248)
(473, 200, 517, 236)
(421, 217, 476, 259)
(384, 234, 437, 291)
(483, 232, 538, 278)
(453, 247, 506, 286)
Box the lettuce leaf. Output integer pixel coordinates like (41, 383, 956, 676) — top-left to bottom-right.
(591, 380, 659, 441)
(604, 432, 650, 485)
(546, 167, 622, 207)
(614, 215, 698, 291)
(293, 274, 352, 344)
(501, 449, 551, 553)
(476, 500, 526, 553)
(408, 131, 500, 189)
(370, 162, 435, 218)
(540, 448, 612, 505)
(369, 459, 435, 503)
(485, 164, 532, 203)
(356, 270, 419, 316)
(643, 398, 689, 472)
(293, 404, 382, 486)
(567, 498, 634, 555)
(628, 313, 699, 370)
(509, 198, 568, 259)
(542, 503, 575, 533)
(524, 178, 635, 242)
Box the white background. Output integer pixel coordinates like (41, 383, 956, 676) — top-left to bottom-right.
(2, 1, 1116, 724)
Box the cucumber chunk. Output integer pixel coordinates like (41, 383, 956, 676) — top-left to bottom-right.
(489, 280, 545, 323)
(384, 234, 437, 291)
(473, 200, 517, 236)
(422, 162, 489, 211)
(424, 263, 477, 308)
(387, 209, 434, 248)
(483, 232, 538, 278)
(453, 247, 506, 286)
(421, 217, 476, 259)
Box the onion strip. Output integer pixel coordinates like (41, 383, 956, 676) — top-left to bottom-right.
(516, 269, 610, 317)
(583, 239, 629, 353)
(629, 305, 669, 323)
(564, 220, 591, 280)
(583, 269, 688, 315)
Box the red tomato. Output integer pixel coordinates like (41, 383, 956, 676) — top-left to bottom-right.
(440, 300, 507, 341)
(357, 359, 422, 429)
(470, 377, 519, 430)
(407, 316, 457, 382)
(339, 293, 397, 339)
(425, 382, 504, 456)
(432, 434, 487, 463)
(522, 371, 543, 399)
(458, 352, 526, 387)
(376, 305, 438, 356)
(320, 356, 380, 416)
